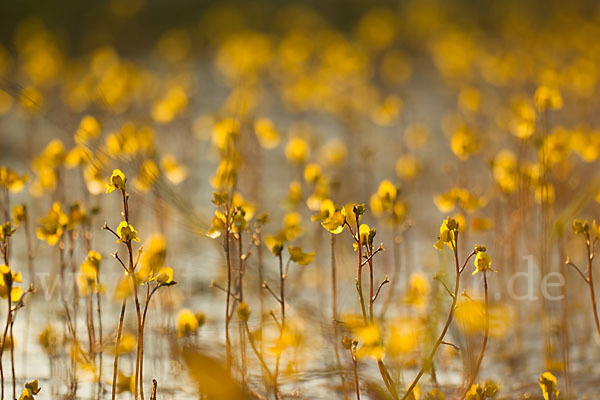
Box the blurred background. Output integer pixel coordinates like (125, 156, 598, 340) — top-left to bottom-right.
(1, 0, 600, 399)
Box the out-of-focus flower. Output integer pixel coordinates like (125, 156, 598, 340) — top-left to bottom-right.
(133, 160, 159, 192)
(81, 250, 102, 281)
(75, 116, 101, 144)
(0, 167, 28, 193)
(254, 118, 280, 149)
(450, 124, 480, 161)
(534, 86, 562, 111)
(12, 205, 26, 227)
(288, 246, 315, 265)
(285, 137, 310, 164)
(160, 154, 187, 184)
(36, 202, 68, 245)
(177, 308, 200, 337)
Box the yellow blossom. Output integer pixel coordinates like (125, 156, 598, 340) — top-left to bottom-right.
(116, 221, 140, 243)
(539, 372, 559, 400)
(0, 167, 28, 193)
(288, 246, 315, 265)
(133, 160, 159, 192)
(434, 217, 458, 250)
(177, 308, 200, 337)
(534, 86, 563, 111)
(0, 264, 22, 302)
(36, 202, 68, 245)
(106, 169, 126, 193)
(160, 154, 187, 184)
(12, 205, 26, 227)
(254, 118, 280, 149)
(81, 250, 102, 281)
(152, 267, 174, 284)
(472, 251, 495, 275)
(285, 137, 309, 164)
(75, 115, 101, 144)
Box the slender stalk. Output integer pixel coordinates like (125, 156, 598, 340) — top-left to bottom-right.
(331, 235, 346, 397)
(111, 298, 127, 400)
(21, 210, 34, 379)
(9, 320, 14, 400)
(140, 284, 162, 400)
(368, 246, 374, 324)
(348, 346, 360, 400)
(0, 291, 11, 400)
(243, 320, 275, 384)
(402, 240, 474, 400)
(238, 235, 247, 388)
(224, 221, 233, 372)
(586, 238, 600, 337)
(279, 253, 285, 325)
(128, 243, 143, 400)
(257, 228, 268, 394)
(460, 271, 489, 398)
(96, 272, 103, 399)
(273, 252, 286, 395)
(355, 216, 367, 324)
(150, 380, 157, 400)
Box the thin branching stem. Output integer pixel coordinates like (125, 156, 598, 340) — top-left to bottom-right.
(402, 237, 468, 400)
(460, 271, 489, 398)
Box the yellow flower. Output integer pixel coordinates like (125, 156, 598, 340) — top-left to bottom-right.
(152, 267, 174, 284)
(434, 217, 458, 250)
(572, 218, 590, 235)
(138, 233, 167, 278)
(492, 150, 518, 193)
(36, 202, 68, 246)
(19, 380, 41, 400)
(81, 250, 102, 281)
(0, 167, 28, 193)
(320, 203, 346, 235)
(534, 86, 563, 111)
(472, 251, 495, 275)
(116, 221, 140, 243)
(75, 115, 101, 144)
(358, 224, 371, 246)
(12, 205, 26, 227)
(288, 246, 315, 265)
(303, 163, 322, 184)
(64, 146, 92, 168)
(177, 308, 200, 337)
(254, 117, 280, 149)
(67, 202, 87, 230)
(371, 94, 403, 126)
(465, 384, 481, 400)
(0, 264, 22, 302)
(0, 222, 15, 242)
(285, 137, 309, 164)
(539, 371, 559, 400)
(106, 169, 126, 193)
(450, 124, 480, 161)
(151, 84, 188, 123)
(212, 118, 239, 151)
(377, 180, 397, 202)
(160, 154, 187, 184)
(396, 154, 420, 181)
(405, 272, 431, 308)
(237, 301, 250, 322)
(133, 160, 159, 192)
